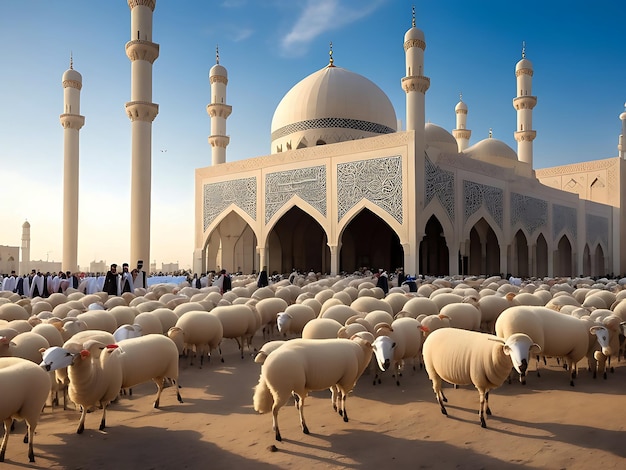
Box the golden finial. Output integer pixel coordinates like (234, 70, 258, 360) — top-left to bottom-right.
(329, 41, 335, 67)
(412, 5, 416, 28)
(489, 128, 493, 138)
(70, 51, 73, 70)
(216, 45, 220, 65)
(521, 41, 526, 59)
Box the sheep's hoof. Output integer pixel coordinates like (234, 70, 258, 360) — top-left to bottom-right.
(480, 419, 487, 428)
(177, 392, 184, 403)
(0, 451, 5, 463)
(377, 378, 381, 384)
(99, 420, 106, 431)
(343, 413, 349, 422)
(268, 445, 279, 452)
(440, 407, 448, 416)
(338, 409, 343, 416)
(302, 425, 310, 434)
(486, 408, 492, 416)
(603, 373, 608, 380)
(153, 401, 160, 409)
(221, 358, 225, 363)
(570, 380, 575, 387)
(610, 367, 615, 373)
(396, 381, 400, 386)
(275, 432, 282, 442)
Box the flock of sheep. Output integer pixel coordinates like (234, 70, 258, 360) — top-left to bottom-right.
(1, 272, 626, 463)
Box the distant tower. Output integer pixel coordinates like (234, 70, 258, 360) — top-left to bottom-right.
(513, 42, 537, 167)
(60, 55, 85, 273)
(207, 46, 232, 165)
(452, 93, 471, 152)
(617, 103, 626, 160)
(125, 0, 159, 267)
(20, 220, 31, 274)
(402, 6, 430, 140)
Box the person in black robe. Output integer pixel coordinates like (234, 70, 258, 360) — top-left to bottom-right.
(103, 264, 119, 295)
(222, 270, 232, 292)
(257, 269, 269, 288)
(121, 263, 133, 293)
(376, 270, 389, 295)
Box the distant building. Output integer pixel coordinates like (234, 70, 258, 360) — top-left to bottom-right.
(0, 245, 19, 275)
(29, 260, 62, 274)
(161, 262, 179, 273)
(89, 260, 108, 274)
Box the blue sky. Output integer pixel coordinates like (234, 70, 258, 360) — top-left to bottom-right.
(0, 1, 624, 271)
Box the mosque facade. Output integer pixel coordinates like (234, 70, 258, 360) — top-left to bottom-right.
(193, 13, 626, 279)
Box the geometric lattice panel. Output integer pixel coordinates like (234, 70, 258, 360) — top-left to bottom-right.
(463, 180, 503, 229)
(265, 166, 327, 223)
(337, 156, 403, 223)
(425, 154, 455, 222)
(511, 193, 547, 235)
(203, 177, 257, 231)
(586, 214, 608, 250)
(552, 204, 577, 241)
(271, 117, 395, 141)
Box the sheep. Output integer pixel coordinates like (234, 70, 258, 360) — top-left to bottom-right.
(495, 306, 592, 386)
(377, 317, 423, 386)
(76, 310, 117, 333)
(102, 334, 183, 408)
(301, 318, 343, 339)
(254, 340, 288, 364)
(254, 297, 288, 339)
(422, 328, 540, 428)
(210, 305, 259, 359)
(0, 357, 51, 463)
(477, 293, 518, 333)
(253, 332, 386, 441)
(167, 310, 224, 367)
(319, 304, 360, 324)
(401, 297, 439, 318)
(277, 304, 316, 337)
(7, 332, 50, 364)
(113, 324, 143, 342)
(438, 301, 481, 331)
(132, 312, 163, 336)
(41, 340, 124, 434)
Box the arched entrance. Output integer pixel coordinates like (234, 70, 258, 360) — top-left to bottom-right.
(514, 230, 529, 277)
(594, 244, 605, 277)
(555, 235, 573, 276)
(419, 216, 449, 276)
(267, 206, 329, 275)
(582, 244, 591, 277)
(340, 208, 403, 273)
(204, 211, 256, 274)
(536, 234, 548, 278)
(468, 218, 500, 276)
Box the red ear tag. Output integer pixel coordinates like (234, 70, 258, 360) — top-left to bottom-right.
(106, 344, 119, 349)
(80, 350, 90, 358)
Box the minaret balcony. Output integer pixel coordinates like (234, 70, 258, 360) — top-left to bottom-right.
(401, 75, 430, 93)
(125, 101, 159, 122)
(209, 135, 230, 148)
(513, 95, 537, 110)
(59, 113, 85, 130)
(514, 130, 537, 142)
(206, 103, 232, 119)
(452, 129, 471, 140)
(125, 40, 160, 63)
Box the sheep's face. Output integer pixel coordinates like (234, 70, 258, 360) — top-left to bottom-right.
(503, 333, 540, 384)
(371, 336, 395, 371)
(40, 346, 75, 372)
(590, 325, 611, 356)
(276, 313, 291, 333)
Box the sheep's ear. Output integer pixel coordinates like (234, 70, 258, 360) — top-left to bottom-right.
(80, 349, 91, 359)
(530, 343, 541, 354)
(502, 345, 511, 356)
(420, 325, 430, 332)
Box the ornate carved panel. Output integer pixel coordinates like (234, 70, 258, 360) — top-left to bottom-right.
(271, 117, 395, 141)
(511, 193, 547, 235)
(586, 214, 608, 249)
(203, 177, 257, 231)
(337, 156, 403, 224)
(552, 204, 577, 240)
(463, 181, 503, 229)
(425, 156, 455, 222)
(265, 166, 327, 223)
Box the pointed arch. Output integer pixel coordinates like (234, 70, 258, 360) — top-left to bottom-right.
(594, 244, 606, 277)
(419, 215, 449, 276)
(339, 207, 403, 273)
(536, 233, 548, 278)
(203, 210, 257, 274)
(463, 207, 504, 249)
(468, 217, 500, 276)
(582, 244, 591, 277)
(555, 235, 573, 277)
(513, 229, 529, 277)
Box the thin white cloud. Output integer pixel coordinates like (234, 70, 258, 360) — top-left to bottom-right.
(280, 0, 387, 56)
(233, 27, 254, 42)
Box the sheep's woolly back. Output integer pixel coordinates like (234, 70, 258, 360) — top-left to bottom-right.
(252, 375, 273, 414)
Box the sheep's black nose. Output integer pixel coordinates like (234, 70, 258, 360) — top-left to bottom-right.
(41, 364, 51, 372)
(519, 359, 528, 374)
(383, 359, 390, 370)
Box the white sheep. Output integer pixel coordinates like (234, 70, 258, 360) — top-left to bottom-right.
(422, 328, 540, 428)
(372, 317, 423, 386)
(253, 332, 386, 441)
(495, 306, 592, 386)
(253, 340, 288, 364)
(210, 305, 259, 359)
(167, 310, 224, 367)
(438, 300, 481, 331)
(301, 318, 343, 339)
(41, 340, 124, 434)
(0, 357, 51, 463)
(102, 334, 183, 408)
(113, 324, 143, 342)
(276, 304, 316, 337)
(253, 298, 288, 339)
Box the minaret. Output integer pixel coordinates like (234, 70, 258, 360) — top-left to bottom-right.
(452, 93, 471, 152)
(59, 55, 85, 273)
(20, 220, 30, 275)
(513, 42, 537, 167)
(402, 6, 430, 140)
(207, 46, 232, 165)
(125, 0, 159, 268)
(617, 103, 626, 160)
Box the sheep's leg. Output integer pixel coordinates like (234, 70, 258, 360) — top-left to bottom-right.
(296, 394, 310, 434)
(219, 344, 225, 363)
(432, 377, 448, 416)
(271, 392, 291, 442)
(330, 385, 338, 412)
(75, 406, 87, 434)
(535, 354, 542, 377)
(153, 377, 166, 408)
(478, 390, 487, 428)
(339, 389, 349, 422)
(568, 359, 577, 387)
(484, 390, 492, 415)
(0, 419, 11, 462)
(25, 422, 35, 462)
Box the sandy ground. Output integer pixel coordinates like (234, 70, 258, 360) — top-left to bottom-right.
(2, 333, 625, 470)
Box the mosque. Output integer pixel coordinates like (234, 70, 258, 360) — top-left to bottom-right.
(50, 2, 626, 280)
(193, 10, 626, 279)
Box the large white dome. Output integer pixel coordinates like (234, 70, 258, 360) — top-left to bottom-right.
(425, 123, 458, 154)
(464, 138, 518, 166)
(270, 65, 396, 153)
